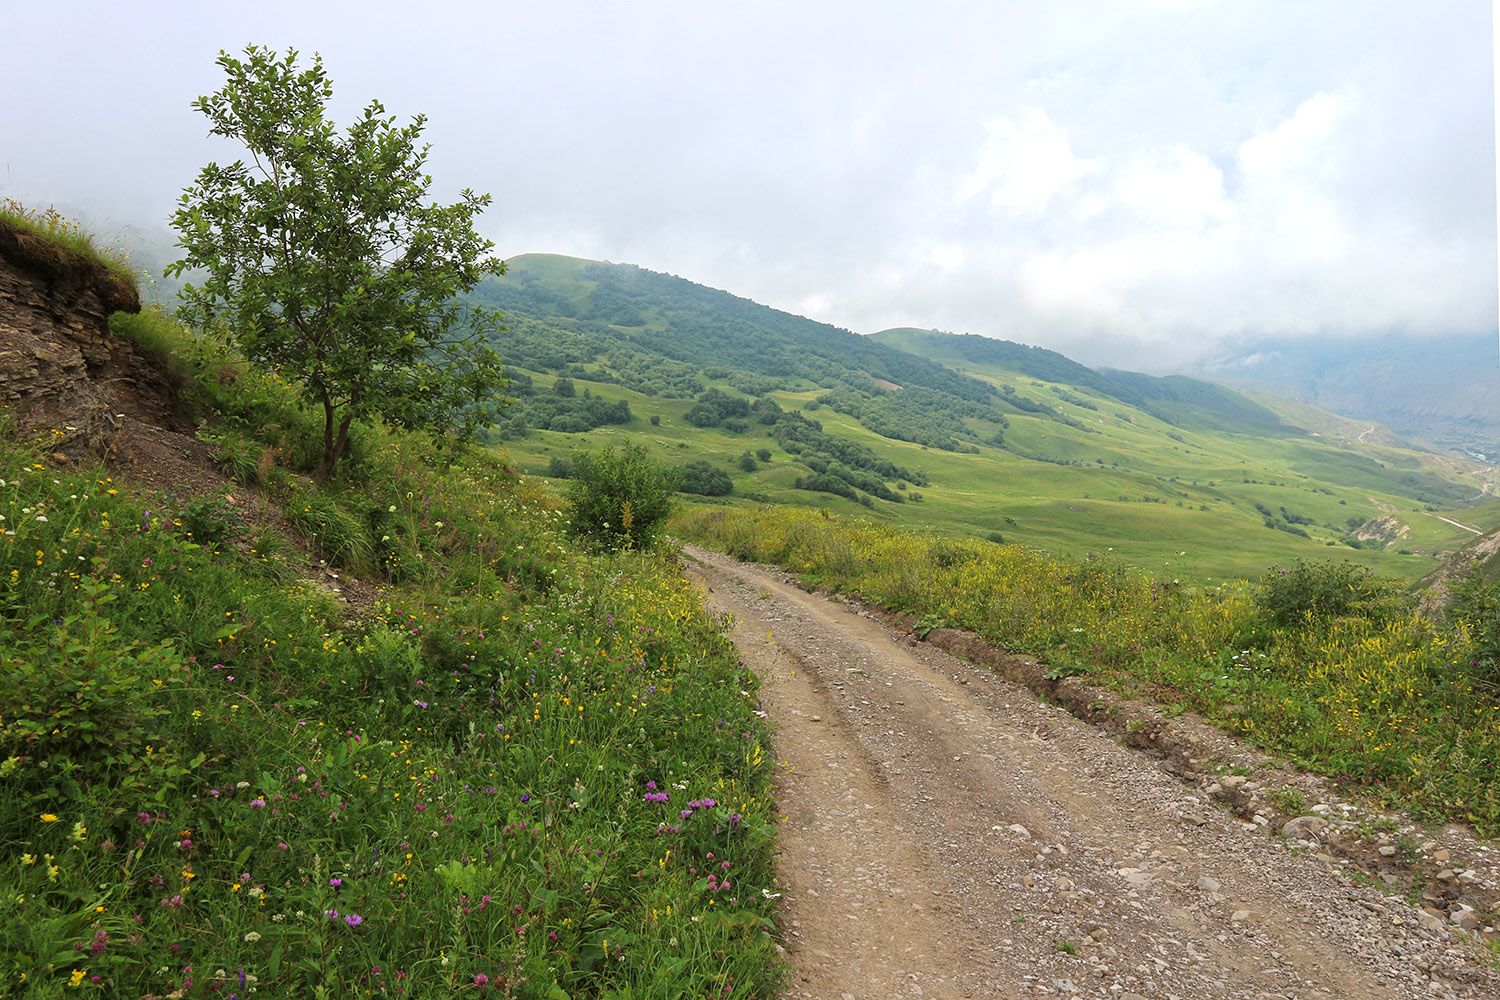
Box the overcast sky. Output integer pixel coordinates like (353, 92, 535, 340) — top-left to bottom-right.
(3, 0, 1495, 368)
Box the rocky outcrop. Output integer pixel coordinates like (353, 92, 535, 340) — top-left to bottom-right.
(0, 220, 177, 451)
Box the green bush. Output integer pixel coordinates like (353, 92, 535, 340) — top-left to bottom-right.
(199, 427, 265, 484)
(1254, 558, 1406, 628)
(566, 442, 681, 549)
(678, 459, 733, 497)
(1446, 565, 1500, 689)
(171, 490, 245, 545)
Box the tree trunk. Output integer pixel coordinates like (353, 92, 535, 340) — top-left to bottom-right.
(316, 396, 336, 482)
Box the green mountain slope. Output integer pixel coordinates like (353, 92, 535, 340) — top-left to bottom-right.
(473, 260, 1494, 585)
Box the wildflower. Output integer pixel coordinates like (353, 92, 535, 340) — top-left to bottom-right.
(344, 913, 363, 927)
(69, 969, 86, 987)
(475, 972, 490, 988)
(40, 813, 59, 823)
(249, 799, 266, 809)
(243, 931, 262, 943)
(329, 877, 343, 888)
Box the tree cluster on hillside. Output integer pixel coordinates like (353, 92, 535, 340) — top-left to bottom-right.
(677, 459, 734, 496)
(685, 387, 751, 430)
(490, 374, 632, 438)
(465, 258, 1005, 455)
(996, 385, 1089, 430)
(814, 386, 987, 453)
(1254, 501, 1313, 538)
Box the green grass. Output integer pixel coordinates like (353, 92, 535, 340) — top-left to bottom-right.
(0, 314, 783, 997)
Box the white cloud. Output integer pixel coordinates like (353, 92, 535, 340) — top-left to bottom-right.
(1113, 147, 1233, 230)
(958, 109, 1099, 213)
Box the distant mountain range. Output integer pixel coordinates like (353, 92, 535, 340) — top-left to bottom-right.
(1188, 333, 1500, 461)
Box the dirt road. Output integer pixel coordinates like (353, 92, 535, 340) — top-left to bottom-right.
(681, 545, 1500, 1000)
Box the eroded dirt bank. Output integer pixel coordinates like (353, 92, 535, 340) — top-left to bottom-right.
(681, 544, 1500, 1000)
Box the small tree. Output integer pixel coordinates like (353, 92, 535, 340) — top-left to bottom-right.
(168, 46, 507, 480)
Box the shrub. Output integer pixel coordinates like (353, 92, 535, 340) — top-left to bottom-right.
(547, 455, 574, 479)
(199, 427, 265, 484)
(1446, 565, 1500, 689)
(171, 490, 245, 545)
(678, 460, 733, 497)
(1254, 559, 1406, 628)
(738, 451, 758, 472)
(566, 442, 681, 549)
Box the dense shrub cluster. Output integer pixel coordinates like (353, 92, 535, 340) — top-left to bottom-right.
(1251, 558, 1407, 628)
(678, 460, 733, 497)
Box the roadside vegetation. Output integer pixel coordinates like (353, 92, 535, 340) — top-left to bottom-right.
(677, 506, 1500, 835)
(1, 282, 779, 995)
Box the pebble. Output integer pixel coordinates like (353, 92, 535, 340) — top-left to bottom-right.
(1198, 876, 1221, 892)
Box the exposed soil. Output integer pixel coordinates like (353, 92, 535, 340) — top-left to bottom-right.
(681, 544, 1500, 1000)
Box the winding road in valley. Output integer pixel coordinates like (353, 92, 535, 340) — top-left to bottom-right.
(681, 544, 1500, 1000)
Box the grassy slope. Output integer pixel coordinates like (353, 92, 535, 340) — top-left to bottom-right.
(1, 301, 781, 997)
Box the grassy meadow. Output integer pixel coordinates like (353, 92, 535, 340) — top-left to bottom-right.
(0, 310, 782, 997)
(496, 364, 1491, 587)
(677, 505, 1500, 836)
